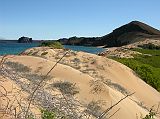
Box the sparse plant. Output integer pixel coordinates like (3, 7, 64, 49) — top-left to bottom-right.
(96, 65, 105, 70)
(27, 51, 33, 55)
(35, 66, 43, 73)
(3, 61, 52, 83)
(90, 59, 97, 64)
(41, 109, 56, 119)
(104, 79, 129, 95)
(4, 61, 31, 73)
(49, 81, 79, 96)
(142, 104, 160, 119)
(24, 73, 52, 83)
(72, 58, 80, 63)
(89, 80, 105, 94)
(84, 101, 104, 118)
(32, 51, 39, 56)
(143, 112, 156, 119)
(27, 114, 36, 119)
(41, 52, 48, 56)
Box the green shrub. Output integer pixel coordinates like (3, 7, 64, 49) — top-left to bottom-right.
(39, 41, 64, 49)
(111, 53, 160, 92)
(142, 109, 157, 119)
(132, 48, 160, 56)
(27, 115, 36, 119)
(41, 109, 56, 119)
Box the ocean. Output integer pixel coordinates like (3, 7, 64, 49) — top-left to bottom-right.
(0, 41, 104, 55)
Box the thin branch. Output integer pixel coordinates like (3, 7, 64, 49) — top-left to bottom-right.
(108, 108, 120, 119)
(25, 50, 70, 118)
(97, 92, 135, 119)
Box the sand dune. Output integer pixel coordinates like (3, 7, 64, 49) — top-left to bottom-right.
(1, 48, 160, 118)
(24, 47, 160, 107)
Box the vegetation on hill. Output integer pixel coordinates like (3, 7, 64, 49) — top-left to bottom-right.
(137, 43, 160, 50)
(132, 48, 160, 68)
(39, 41, 64, 49)
(111, 49, 160, 92)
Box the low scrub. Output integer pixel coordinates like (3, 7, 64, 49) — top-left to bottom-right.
(39, 41, 64, 49)
(111, 49, 160, 92)
(41, 109, 56, 119)
(4, 61, 31, 73)
(49, 81, 79, 96)
(138, 43, 160, 50)
(85, 101, 104, 118)
(132, 48, 160, 56)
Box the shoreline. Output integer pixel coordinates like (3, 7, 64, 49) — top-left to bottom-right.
(0, 42, 105, 56)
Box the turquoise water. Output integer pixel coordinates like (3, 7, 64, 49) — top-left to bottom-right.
(0, 42, 104, 55)
(64, 45, 104, 54)
(0, 42, 39, 55)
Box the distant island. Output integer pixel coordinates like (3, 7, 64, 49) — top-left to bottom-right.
(18, 36, 33, 43)
(58, 21, 160, 47)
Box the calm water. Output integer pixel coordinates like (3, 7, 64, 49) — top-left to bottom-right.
(0, 42, 104, 55)
(64, 45, 104, 54)
(0, 42, 39, 55)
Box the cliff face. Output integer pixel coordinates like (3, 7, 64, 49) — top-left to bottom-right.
(58, 21, 160, 47)
(18, 36, 32, 43)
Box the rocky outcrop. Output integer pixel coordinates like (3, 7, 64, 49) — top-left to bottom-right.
(18, 36, 32, 43)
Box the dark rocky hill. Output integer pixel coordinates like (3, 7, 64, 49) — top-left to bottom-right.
(101, 21, 160, 47)
(58, 21, 160, 47)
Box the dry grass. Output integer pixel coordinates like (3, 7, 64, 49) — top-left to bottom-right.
(89, 80, 106, 94)
(48, 81, 79, 96)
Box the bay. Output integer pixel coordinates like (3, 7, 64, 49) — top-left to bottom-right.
(0, 42, 104, 55)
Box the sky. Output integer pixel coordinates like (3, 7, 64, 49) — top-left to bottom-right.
(0, 0, 160, 40)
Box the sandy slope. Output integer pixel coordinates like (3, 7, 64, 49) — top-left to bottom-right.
(1, 48, 160, 118)
(99, 39, 160, 58)
(24, 47, 160, 108)
(0, 76, 40, 119)
(2, 56, 148, 119)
